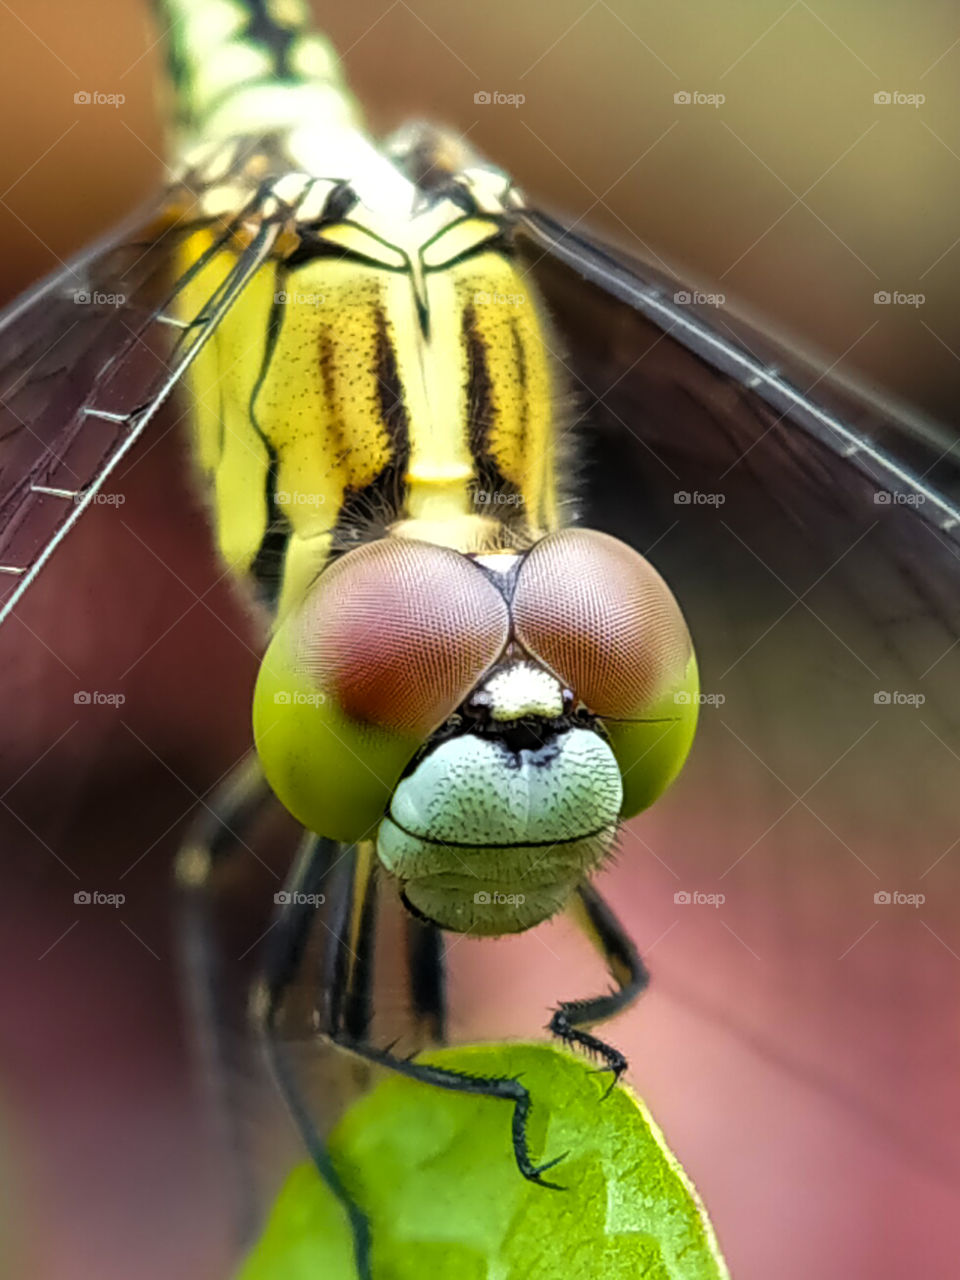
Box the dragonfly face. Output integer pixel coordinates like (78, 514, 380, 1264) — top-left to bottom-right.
(253, 527, 699, 933)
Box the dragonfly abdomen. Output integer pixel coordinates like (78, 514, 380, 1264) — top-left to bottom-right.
(156, 0, 363, 148)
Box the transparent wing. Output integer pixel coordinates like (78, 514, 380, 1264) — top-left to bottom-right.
(518, 211, 960, 1235)
(519, 207, 960, 542)
(0, 199, 282, 627)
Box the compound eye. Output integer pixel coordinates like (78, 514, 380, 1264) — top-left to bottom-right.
(253, 538, 510, 840)
(293, 538, 510, 734)
(512, 528, 693, 718)
(512, 528, 699, 817)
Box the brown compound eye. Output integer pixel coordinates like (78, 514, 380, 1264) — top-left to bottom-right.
(512, 528, 693, 718)
(511, 528, 699, 819)
(293, 537, 511, 734)
(254, 538, 512, 842)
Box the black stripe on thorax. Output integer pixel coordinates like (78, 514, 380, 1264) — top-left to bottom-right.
(463, 304, 525, 521)
(328, 307, 412, 555)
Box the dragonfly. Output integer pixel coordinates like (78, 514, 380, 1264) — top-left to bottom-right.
(2, 1, 960, 1276)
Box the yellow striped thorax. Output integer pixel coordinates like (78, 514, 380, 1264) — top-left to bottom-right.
(172, 147, 561, 619)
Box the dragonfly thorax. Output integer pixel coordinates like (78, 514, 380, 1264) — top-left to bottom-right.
(173, 132, 562, 617)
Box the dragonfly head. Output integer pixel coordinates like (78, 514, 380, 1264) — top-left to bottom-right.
(253, 530, 699, 935)
(377, 657, 624, 934)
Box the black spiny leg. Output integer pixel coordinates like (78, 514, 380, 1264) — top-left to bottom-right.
(262, 842, 568, 1194)
(548, 882, 649, 1094)
(336, 1039, 568, 1189)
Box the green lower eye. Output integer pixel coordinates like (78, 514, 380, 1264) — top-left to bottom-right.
(602, 654, 700, 818)
(252, 627, 422, 842)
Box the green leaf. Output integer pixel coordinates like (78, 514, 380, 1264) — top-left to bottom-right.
(238, 1041, 729, 1280)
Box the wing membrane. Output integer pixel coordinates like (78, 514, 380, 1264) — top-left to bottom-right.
(0, 200, 282, 626)
(519, 208, 960, 539)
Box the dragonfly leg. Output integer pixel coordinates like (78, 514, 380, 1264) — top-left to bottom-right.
(255, 837, 375, 1280)
(405, 914, 447, 1045)
(326, 892, 563, 1189)
(547, 882, 649, 1094)
(326, 1036, 569, 1189)
(175, 753, 275, 1245)
(263, 842, 564, 1193)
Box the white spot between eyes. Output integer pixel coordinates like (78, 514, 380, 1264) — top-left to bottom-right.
(484, 662, 564, 721)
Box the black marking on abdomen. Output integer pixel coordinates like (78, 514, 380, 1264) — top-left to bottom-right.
(240, 0, 304, 81)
